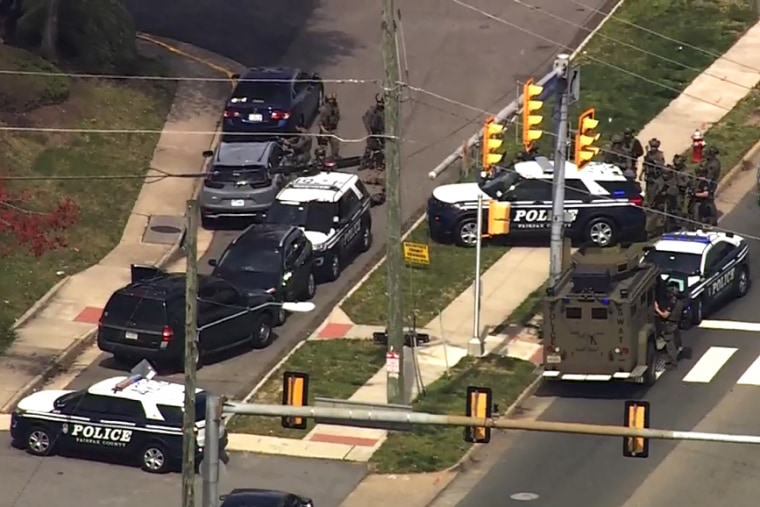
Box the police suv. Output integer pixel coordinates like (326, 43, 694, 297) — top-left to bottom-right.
(266, 171, 373, 281)
(642, 230, 750, 327)
(10, 362, 227, 474)
(427, 157, 647, 248)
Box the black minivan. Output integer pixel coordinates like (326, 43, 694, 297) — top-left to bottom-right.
(97, 265, 279, 370)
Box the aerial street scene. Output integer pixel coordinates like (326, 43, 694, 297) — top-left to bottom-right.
(3, 0, 760, 506)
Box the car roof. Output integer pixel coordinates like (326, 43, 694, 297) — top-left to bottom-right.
(88, 377, 203, 405)
(653, 230, 743, 255)
(513, 158, 630, 196)
(277, 171, 357, 203)
(214, 142, 274, 167)
(241, 67, 298, 81)
(234, 223, 296, 249)
(222, 490, 291, 507)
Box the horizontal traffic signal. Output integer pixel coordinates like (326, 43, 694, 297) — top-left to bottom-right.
(282, 371, 309, 429)
(464, 386, 492, 443)
(522, 78, 544, 150)
(623, 400, 649, 458)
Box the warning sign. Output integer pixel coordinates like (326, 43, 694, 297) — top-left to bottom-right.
(386, 350, 400, 378)
(402, 241, 430, 266)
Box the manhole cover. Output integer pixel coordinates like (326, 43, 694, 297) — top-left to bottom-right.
(510, 492, 539, 501)
(151, 224, 182, 234)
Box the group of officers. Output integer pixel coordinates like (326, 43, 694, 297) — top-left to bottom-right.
(603, 130, 721, 231)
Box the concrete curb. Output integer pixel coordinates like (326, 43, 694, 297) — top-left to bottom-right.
(715, 138, 760, 197)
(11, 276, 71, 331)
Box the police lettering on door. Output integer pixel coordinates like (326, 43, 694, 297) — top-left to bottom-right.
(512, 209, 578, 229)
(64, 423, 133, 447)
(342, 219, 361, 245)
(709, 268, 735, 297)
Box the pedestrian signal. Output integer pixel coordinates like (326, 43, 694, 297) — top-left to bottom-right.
(574, 107, 600, 169)
(482, 117, 505, 171)
(623, 400, 649, 458)
(282, 371, 309, 429)
(522, 78, 544, 150)
(464, 386, 492, 443)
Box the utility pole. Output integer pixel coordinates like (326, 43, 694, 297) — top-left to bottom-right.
(382, 0, 405, 404)
(468, 192, 484, 356)
(202, 394, 221, 507)
(548, 54, 571, 289)
(182, 199, 199, 507)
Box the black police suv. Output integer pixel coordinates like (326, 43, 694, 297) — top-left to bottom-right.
(220, 489, 314, 507)
(11, 363, 228, 474)
(209, 223, 316, 323)
(97, 265, 279, 370)
(427, 158, 647, 248)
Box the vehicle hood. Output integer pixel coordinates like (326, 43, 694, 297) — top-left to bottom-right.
(660, 273, 702, 290)
(432, 183, 488, 205)
(16, 389, 72, 413)
(303, 230, 333, 248)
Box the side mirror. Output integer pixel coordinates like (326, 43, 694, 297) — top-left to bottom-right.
(208, 259, 218, 267)
(333, 216, 340, 224)
(202, 150, 214, 158)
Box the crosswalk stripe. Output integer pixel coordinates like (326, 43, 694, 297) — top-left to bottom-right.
(737, 355, 760, 385)
(682, 346, 737, 383)
(699, 320, 760, 332)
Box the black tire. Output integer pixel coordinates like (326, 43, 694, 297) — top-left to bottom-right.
(25, 425, 54, 457)
(200, 211, 215, 230)
(584, 216, 618, 247)
(737, 265, 750, 298)
(691, 297, 704, 326)
(326, 253, 341, 281)
(454, 217, 478, 247)
(359, 223, 372, 253)
(140, 441, 171, 474)
(175, 345, 202, 372)
(302, 272, 316, 300)
(251, 313, 274, 349)
(644, 340, 657, 386)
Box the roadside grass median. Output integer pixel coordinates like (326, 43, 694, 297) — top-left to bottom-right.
(0, 46, 176, 353)
(226, 339, 385, 438)
(369, 355, 536, 474)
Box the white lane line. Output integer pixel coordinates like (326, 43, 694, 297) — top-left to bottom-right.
(682, 346, 737, 383)
(699, 320, 760, 332)
(737, 355, 760, 385)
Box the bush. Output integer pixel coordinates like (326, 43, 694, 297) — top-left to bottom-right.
(0, 46, 70, 112)
(18, 0, 139, 73)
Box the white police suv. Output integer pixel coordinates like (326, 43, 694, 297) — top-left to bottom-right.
(427, 157, 647, 248)
(642, 230, 750, 327)
(266, 171, 372, 281)
(10, 361, 227, 473)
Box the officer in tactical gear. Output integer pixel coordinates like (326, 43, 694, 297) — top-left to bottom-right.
(603, 134, 630, 175)
(691, 166, 718, 228)
(654, 281, 684, 369)
(672, 154, 691, 225)
(702, 146, 721, 182)
(313, 147, 329, 171)
(284, 124, 313, 166)
(640, 138, 666, 207)
(317, 93, 341, 159)
(515, 145, 539, 162)
(362, 93, 385, 167)
(661, 164, 680, 232)
(622, 128, 644, 170)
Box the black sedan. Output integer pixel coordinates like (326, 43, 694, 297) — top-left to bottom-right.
(222, 66, 323, 140)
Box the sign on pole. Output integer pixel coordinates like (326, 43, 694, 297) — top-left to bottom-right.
(386, 350, 400, 378)
(402, 241, 430, 267)
(569, 66, 581, 105)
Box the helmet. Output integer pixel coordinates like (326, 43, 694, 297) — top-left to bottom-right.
(673, 154, 685, 165)
(648, 138, 661, 149)
(706, 146, 719, 156)
(623, 127, 634, 137)
(375, 93, 384, 106)
(314, 147, 326, 157)
(666, 282, 680, 296)
(611, 134, 623, 143)
(326, 93, 337, 102)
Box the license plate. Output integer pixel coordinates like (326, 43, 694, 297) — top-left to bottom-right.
(546, 354, 561, 364)
(125, 331, 138, 340)
(230, 199, 245, 207)
(248, 114, 263, 122)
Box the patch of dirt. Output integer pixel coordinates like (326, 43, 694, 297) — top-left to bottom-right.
(743, 107, 760, 127)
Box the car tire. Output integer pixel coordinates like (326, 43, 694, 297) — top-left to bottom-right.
(200, 213, 215, 230)
(691, 297, 704, 326)
(275, 307, 289, 326)
(302, 272, 316, 300)
(454, 217, 478, 248)
(644, 340, 657, 386)
(251, 313, 274, 349)
(359, 224, 372, 253)
(326, 253, 341, 281)
(584, 217, 618, 247)
(25, 425, 54, 457)
(737, 265, 750, 298)
(141, 442, 171, 474)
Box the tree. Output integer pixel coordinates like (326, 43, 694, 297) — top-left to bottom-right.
(0, 179, 77, 257)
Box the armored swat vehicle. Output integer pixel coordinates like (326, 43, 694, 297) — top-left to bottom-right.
(541, 247, 675, 386)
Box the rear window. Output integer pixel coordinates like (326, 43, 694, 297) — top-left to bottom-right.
(210, 165, 270, 184)
(157, 392, 207, 424)
(103, 294, 167, 327)
(231, 81, 289, 104)
(597, 180, 641, 197)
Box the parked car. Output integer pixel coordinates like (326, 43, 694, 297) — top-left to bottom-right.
(219, 490, 313, 507)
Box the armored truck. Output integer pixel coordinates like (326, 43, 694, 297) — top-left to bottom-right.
(541, 247, 668, 386)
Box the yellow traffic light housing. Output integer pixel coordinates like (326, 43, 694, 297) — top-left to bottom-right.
(281, 371, 309, 429)
(623, 400, 649, 458)
(482, 117, 505, 172)
(574, 107, 601, 169)
(465, 386, 492, 443)
(522, 78, 544, 150)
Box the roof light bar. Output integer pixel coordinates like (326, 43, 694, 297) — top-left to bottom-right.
(113, 359, 157, 392)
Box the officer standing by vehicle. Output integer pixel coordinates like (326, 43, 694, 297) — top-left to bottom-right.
(702, 146, 722, 181)
(654, 282, 684, 370)
(640, 138, 666, 206)
(284, 124, 313, 166)
(362, 94, 385, 170)
(691, 166, 718, 227)
(603, 134, 630, 173)
(661, 165, 680, 232)
(317, 93, 341, 159)
(672, 154, 692, 225)
(622, 127, 644, 171)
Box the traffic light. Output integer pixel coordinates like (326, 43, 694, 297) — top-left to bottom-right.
(281, 371, 309, 429)
(521, 78, 544, 149)
(623, 400, 649, 458)
(574, 107, 601, 169)
(464, 386, 492, 443)
(482, 117, 505, 172)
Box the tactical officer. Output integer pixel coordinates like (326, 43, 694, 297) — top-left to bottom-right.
(640, 138, 666, 206)
(702, 146, 721, 182)
(317, 93, 341, 159)
(515, 145, 539, 162)
(672, 154, 691, 224)
(661, 165, 680, 232)
(361, 94, 385, 170)
(313, 146, 329, 171)
(654, 282, 684, 369)
(284, 124, 313, 166)
(603, 134, 630, 172)
(691, 166, 718, 227)
(622, 127, 644, 170)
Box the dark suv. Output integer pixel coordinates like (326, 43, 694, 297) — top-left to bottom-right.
(209, 224, 315, 324)
(97, 265, 279, 370)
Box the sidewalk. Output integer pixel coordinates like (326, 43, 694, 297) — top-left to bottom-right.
(0, 39, 242, 412)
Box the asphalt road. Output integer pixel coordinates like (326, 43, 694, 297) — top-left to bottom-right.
(0, 431, 365, 507)
(451, 184, 760, 507)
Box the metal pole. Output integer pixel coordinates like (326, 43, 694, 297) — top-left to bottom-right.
(182, 199, 199, 507)
(382, 0, 405, 405)
(468, 193, 484, 356)
(202, 394, 220, 507)
(548, 54, 571, 289)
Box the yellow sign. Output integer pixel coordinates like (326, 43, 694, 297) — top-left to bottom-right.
(403, 242, 430, 266)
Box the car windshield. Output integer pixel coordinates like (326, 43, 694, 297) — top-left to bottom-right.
(644, 249, 702, 275)
(268, 200, 335, 234)
(217, 245, 281, 273)
(54, 390, 85, 408)
(478, 167, 521, 199)
(232, 81, 289, 104)
(210, 165, 269, 184)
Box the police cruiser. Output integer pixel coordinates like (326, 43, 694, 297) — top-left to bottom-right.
(10, 361, 228, 473)
(642, 230, 750, 327)
(427, 157, 647, 247)
(266, 171, 372, 281)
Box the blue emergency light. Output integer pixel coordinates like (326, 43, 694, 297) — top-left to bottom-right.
(113, 359, 157, 392)
(661, 234, 711, 244)
(612, 190, 626, 197)
(601, 298, 610, 305)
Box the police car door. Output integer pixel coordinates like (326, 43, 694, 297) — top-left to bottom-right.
(65, 394, 142, 457)
(704, 242, 736, 306)
(338, 190, 362, 251)
(503, 179, 553, 235)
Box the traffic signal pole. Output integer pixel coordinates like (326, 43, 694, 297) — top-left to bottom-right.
(182, 199, 199, 507)
(548, 54, 571, 289)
